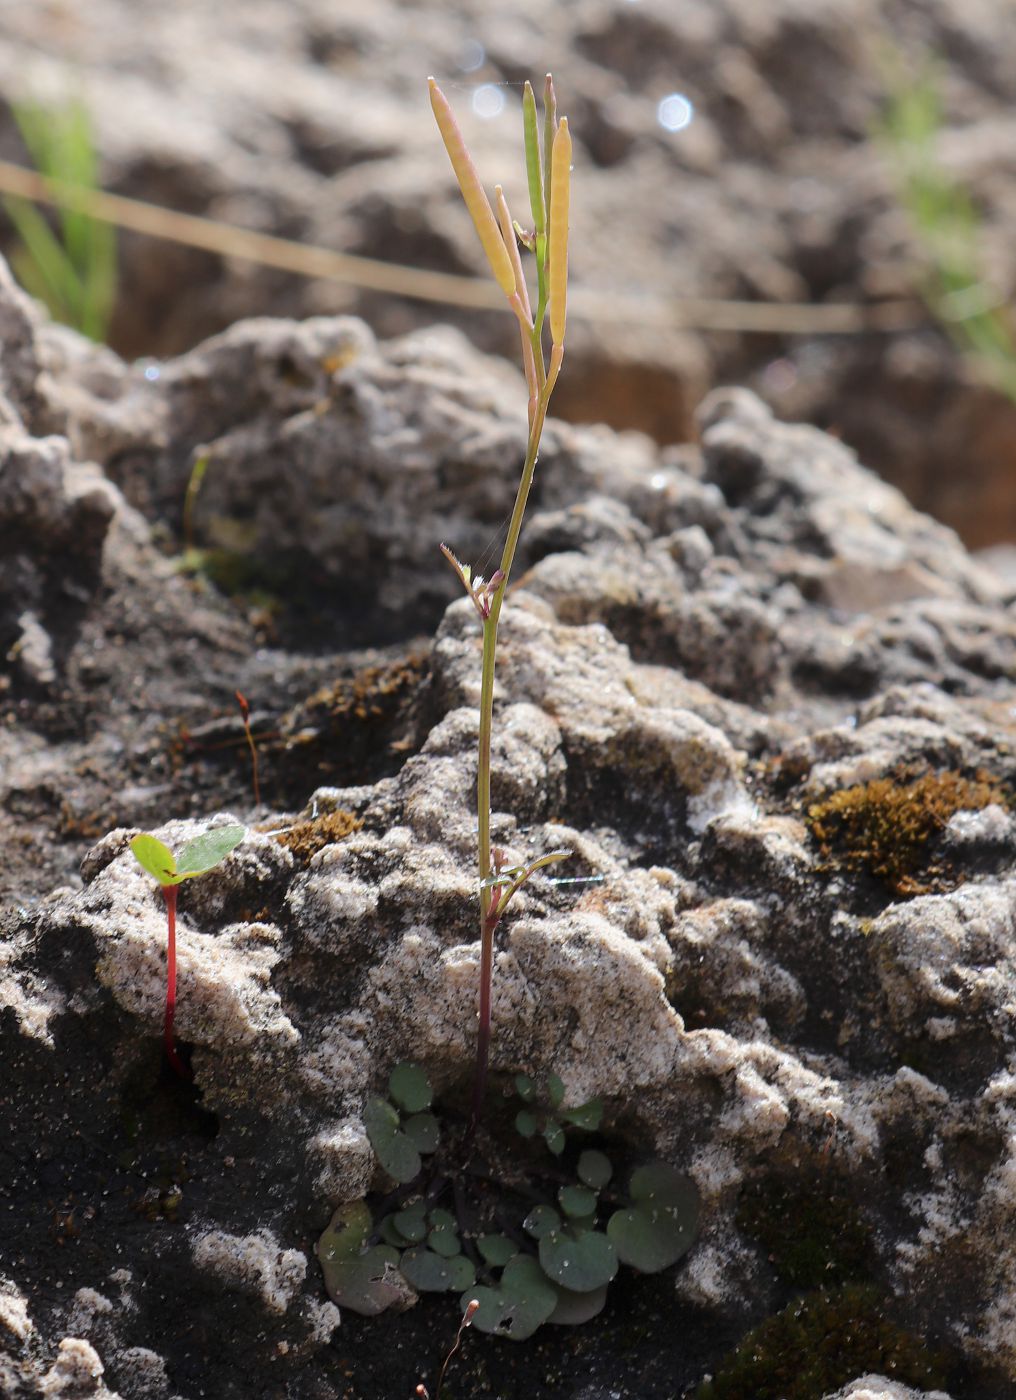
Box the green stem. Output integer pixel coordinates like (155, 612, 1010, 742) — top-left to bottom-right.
(470, 390, 551, 1133)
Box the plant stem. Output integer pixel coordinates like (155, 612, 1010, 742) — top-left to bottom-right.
(160, 884, 191, 1080)
(470, 391, 551, 1131)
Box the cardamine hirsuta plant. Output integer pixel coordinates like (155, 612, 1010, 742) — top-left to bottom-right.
(429, 74, 572, 1129)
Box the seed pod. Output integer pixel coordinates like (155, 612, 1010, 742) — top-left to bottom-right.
(522, 81, 546, 240)
(543, 74, 557, 224)
(548, 116, 571, 349)
(429, 77, 515, 298)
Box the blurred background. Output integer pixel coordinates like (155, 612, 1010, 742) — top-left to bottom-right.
(0, 0, 1014, 553)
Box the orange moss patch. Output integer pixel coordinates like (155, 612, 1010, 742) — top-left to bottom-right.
(807, 768, 1008, 896)
(270, 809, 362, 863)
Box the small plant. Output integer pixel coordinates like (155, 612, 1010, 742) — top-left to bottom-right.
(513, 1072, 603, 1155)
(129, 824, 245, 1078)
(234, 690, 262, 809)
(429, 74, 573, 1130)
(3, 98, 116, 341)
(318, 1065, 701, 1340)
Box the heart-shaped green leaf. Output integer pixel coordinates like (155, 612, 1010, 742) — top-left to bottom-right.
(607, 1163, 700, 1273)
(389, 1062, 432, 1113)
(317, 1200, 372, 1264)
(428, 1215, 461, 1259)
(539, 1229, 618, 1291)
(400, 1247, 475, 1293)
(463, 1255, 557, 1340)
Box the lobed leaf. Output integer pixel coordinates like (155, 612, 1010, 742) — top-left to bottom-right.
(319, 1244, 407, 1316)
(363, 1097, 421, 1183)
(478, 1234, 518, 1267)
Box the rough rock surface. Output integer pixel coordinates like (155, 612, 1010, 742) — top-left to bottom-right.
(1, 1, 1016, 544)
(3, 265, 1016, 1396)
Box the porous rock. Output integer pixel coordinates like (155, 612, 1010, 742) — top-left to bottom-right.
(4, 294, 1016, 1396)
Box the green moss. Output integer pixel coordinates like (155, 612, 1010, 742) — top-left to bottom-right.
(736, 1172, 872, 1292)
(697, 1285, 953, 1400)
(806, 768, 1007, 896)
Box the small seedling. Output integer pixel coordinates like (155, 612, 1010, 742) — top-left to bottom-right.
(363, 1062, 441, 1183)
(513, 1072, 603, 1155)
(321, 1062, 701, 1339)
(129, 824, 245, 1078)
(234, 690, 261, 808)
(430, 74, 573, 1130)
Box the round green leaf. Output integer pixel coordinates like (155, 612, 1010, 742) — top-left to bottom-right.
(515, 1109, 538, 1138)
(363, 1098, 420, 1183)
(547, 1282, 609, 1327)
(577, 1149, 613, 1190)
(319, 1244, 404, 1316)
(547, 1074, 565, 1108)
(522, 1204, 561, 1240)
(478, 1234, 517, 1267)
(428, 1218, 461, 1259)
(176, 824, 245, 877)
(400, 1247, 474, 1293)
(129, 834, 178, 886)
(316, 1200, 372, 1264)
(539, 1229, 618, 1291)
(559, 1185, 598, 1219)
(463, 1256, 557, 1341)
(560, 1097, 603, 1131)
(514, 1073, 536, 1103)
(402, 1112, 439, 1155)
(392, 1204, 428, 1243)
(388, 1062, 432, 1113)
(544, 1122, 565, 1156)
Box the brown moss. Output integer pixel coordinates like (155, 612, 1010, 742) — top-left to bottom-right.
(270, 809, 362, 863)
(806, 768, 1008, 896)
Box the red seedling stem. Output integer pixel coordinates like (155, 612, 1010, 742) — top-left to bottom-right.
(159, 884, 191, 1080)
(235, 690, 261, 809)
